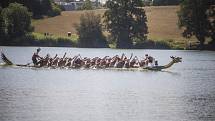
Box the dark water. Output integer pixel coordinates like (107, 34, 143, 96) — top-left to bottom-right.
(0, 46, 215, 121)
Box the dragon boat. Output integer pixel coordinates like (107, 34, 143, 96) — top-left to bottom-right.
(0, 52, 182, 71)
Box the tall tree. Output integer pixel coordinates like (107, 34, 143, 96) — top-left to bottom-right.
(75, 12, 108, 48)
(0, 0, 61, 18)
(2, 3, 32, 38)
(41, 0, 52, 14)
(204, 4, 215, 50)
(0, 7, 6, 42)
(0, 0, 10, 8)
(208, 5, 215, 44)
(104, 0, 148, 48)
(177, 0, 212, 49)
(210, 20, 215, 43)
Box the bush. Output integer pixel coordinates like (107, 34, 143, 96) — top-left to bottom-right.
(80, 0, 93, 10)
(74, 12, 108, 48)
(32, 33, 76, 47)
(134, 39, 171, 49)
(0, 7, 6, 42)
(0, 33, 78, 47)
(59, 5, 65, 11)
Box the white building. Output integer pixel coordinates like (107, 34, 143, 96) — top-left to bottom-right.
(54, 0, 104, 11)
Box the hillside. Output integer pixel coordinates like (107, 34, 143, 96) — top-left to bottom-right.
(33, 6, 197, 46)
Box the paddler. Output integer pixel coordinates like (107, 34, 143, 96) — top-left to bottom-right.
(32, 48, 42, 66)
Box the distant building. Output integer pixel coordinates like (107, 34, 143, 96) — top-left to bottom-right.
(54, 0, 103, 11)
(54, 0, 83, 10)
(142, 0, 154, 6)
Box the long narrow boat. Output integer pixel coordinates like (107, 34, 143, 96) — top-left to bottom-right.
(0, 52, 182, 71)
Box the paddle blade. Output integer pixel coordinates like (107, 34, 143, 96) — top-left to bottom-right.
(1, 52, 13, 65)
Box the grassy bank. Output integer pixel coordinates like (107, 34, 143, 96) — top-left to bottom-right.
(1, 33, 78, 47)
(31, 33, 78, 47)
(1, 32, 184, 49)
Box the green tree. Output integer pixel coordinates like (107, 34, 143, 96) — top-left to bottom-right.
(47, 2, 62, 17)
(0, 0, 42, 17)
(2, 3, 33, 38)
(177, 0, 212, 49)
(0, 0, 61, 18)
(104, 0, 148, 48)
(75, 12, 108, 48)
(41, 0, 52, 14)
(206, 5, 215, 49)
(0, 7, 6, 42)
(81, 0, 93, 10)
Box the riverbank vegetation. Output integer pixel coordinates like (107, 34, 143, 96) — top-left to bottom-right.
(74, 12, 108, 48)
(0, 3, 76, 47)
(178, 0, 215, 50)
(0, 32, 77, 47)
(0, 3, 33, 44)
(0, 0, 61, 18)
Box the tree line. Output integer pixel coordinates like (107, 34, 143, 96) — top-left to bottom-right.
(77, 0, 214, 49)
(0, 0, 61, 18)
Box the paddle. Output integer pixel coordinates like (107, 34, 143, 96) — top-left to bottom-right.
(129, 53, 133, 60)
(63, 52, 67, 59)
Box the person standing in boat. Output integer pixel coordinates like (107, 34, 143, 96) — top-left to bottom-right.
(144, 54, 155, 67)
(32, 48, 42, 66)
(148, 56, 155, 67)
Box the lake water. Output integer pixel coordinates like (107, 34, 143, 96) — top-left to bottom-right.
(0, 46, 215, 121)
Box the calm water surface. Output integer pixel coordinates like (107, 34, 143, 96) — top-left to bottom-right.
(0, 47, 215, 121)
